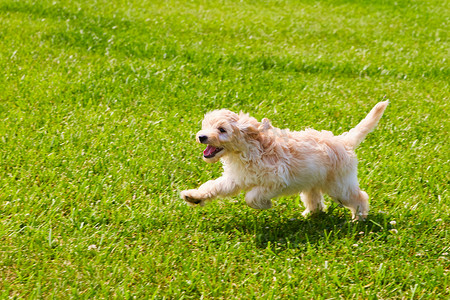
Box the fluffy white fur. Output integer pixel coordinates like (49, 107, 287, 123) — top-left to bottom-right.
(181, 101, 388, 220)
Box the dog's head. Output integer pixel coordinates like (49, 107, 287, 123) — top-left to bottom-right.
(195, 109, 269, 163)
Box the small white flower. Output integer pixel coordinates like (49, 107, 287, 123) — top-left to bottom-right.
(88, 244, 97, 250)
(436, 218, 442, 222)
(352, 243, 359, 247)
(390, 229, 398, 234)
(359, 231, 365, 235)
(390, 220, 397, 225)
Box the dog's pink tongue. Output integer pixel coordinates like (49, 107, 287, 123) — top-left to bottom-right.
(203, 145, 217, 156)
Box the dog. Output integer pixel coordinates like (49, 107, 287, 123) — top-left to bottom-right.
(181, 101, 388, 220)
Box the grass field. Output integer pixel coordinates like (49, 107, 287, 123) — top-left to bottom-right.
(0, 0, 449, 298)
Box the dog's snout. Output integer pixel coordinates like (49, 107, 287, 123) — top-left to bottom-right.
(198, 135, 208, 143)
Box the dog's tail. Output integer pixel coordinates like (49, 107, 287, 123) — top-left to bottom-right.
(341, 101, 389, 149)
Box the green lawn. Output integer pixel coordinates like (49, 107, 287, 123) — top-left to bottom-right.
(0, 0, 448, 298)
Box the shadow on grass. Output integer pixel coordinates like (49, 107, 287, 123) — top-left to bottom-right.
(202, 205, 393, 250)
(255, 212, 392, 249)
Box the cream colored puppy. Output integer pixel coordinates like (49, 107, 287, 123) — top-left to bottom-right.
(181, 101, 388, 220)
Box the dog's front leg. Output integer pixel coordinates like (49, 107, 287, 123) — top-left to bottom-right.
(245, 187, 277, 210)
(181, 177, 240, 206)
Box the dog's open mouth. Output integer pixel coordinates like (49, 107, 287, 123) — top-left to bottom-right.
(203, 145, 224, 158)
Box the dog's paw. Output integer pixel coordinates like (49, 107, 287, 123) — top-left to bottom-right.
(351, 214, 367, 222)
(301, 209, 311, 218)
(302, 208, 325, 218)
(246, 199, 272, 210)
(180, 189, 205, 206)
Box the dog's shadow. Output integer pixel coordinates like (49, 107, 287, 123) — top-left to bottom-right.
(204, 205, 392, 250)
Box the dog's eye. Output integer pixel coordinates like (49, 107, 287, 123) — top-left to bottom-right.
(218, 127, 226, 133)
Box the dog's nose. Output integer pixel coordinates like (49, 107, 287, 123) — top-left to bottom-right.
(198, 135, 208, 143)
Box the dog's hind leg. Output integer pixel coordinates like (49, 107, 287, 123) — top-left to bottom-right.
(245, 187, 276, 210)
(301, 188, 325, 217)
(345, 189, 369, 220)
(326, 180, 369, 220)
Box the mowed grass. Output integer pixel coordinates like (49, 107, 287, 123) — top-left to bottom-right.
(0, 0, 448, 298)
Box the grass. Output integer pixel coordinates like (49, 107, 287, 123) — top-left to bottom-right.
(0, 0, 448, 298)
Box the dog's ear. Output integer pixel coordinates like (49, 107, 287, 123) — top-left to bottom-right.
(237, 112, 261, 139)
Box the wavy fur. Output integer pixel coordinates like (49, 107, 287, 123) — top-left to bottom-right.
(181, 102, 388, 220)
